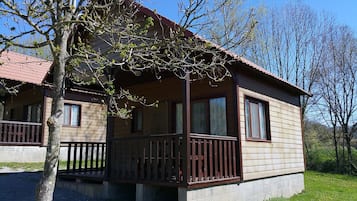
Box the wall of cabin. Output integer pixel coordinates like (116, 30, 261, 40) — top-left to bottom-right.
(42, 93, 107, 145)
(238, 86, 305, 181)
(113, 77, 235, 138)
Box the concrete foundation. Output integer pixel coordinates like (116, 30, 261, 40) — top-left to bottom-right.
(179, 173, 304, 201)
(0, 146, 71, 162)
(57, 173, 304, 201)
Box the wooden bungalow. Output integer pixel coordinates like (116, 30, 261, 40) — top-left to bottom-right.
(0, 51, 107, 163)
(58, 5, 309, 201)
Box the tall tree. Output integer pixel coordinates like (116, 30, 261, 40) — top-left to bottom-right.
(247, 3, 325, 118)
(0, 0, 256, 200)
(318, 25, 357, 174)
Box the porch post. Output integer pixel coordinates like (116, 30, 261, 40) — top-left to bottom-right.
(182, 73, 191, 185)
(105, 97, 114, 180)
(232, 73, 243, 180)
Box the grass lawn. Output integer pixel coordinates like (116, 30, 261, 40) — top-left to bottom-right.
(0, 161, 68, 171)
(271, 171, 357, 201)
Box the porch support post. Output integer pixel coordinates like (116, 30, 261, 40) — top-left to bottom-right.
(232, 73, 243, 180)
(182, 73, 191, 185)
(105, 97, 114, 180)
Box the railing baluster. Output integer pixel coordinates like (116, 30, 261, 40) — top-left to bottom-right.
(79, 143, 83, 171)
(198, 139, 203, 181)
(67, 143, 71, 172)
(209, 139, 213, 180)
(228, 141, 232, 177)
(85, 142, 89, 171)
(96, 143, 100, 170)
(73, 143, 77, 172)
(214, 140, 218, 179)
(203, 139, 208, 180)
(233, 141, 237, 177)
(101, 143, 105, 170)
(90, 143, 94, 170)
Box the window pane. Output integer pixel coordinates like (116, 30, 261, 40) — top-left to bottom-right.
(245, 99, 250, 137)
(175, 103, 183, 133)
(209, 97, 227, 135)
(132, 109, 143, 132)
(250, 102, 260, 138)
(136, 110, 143, 131)
(259, 102, 267, 139)
(64, 105, 71, 126)
(71, 105, 80, 126)
(192, 102, 208, 133)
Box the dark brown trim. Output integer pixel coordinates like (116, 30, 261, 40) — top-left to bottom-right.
(0, 142, 42, 146)
(245, 138, 272, 143)
(233, 74, 243, 181)
(187, 177, 241, 189)
(300, 105, 306, 170)
(41, 89, 47, 146)
(243, 95, 271, 141)
(44, 87, 105, 104)
(182, 74, 191, 185)
(240, 171, 304, 183)
(63, 103, 81, 127)
(105, 112, 115, 180)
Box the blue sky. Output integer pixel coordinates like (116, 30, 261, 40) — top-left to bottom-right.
(143, 0, 357, 34)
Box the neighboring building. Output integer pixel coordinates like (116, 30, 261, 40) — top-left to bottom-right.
(0, 51, 107, 162)
(58, 5, 309, 201)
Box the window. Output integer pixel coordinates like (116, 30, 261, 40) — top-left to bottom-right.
(132, 109, 143, 133)
(244, 96, 270, 140)
(175, 97, 227, 135)
(24, 103, 42, 123)
(64, 104, 81, 127)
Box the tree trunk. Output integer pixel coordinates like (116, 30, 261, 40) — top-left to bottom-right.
(332, 125, 339, 172)
(346, 134, 352, 175)
(342, 137, 345, 173)
(36, 31, 69, 201)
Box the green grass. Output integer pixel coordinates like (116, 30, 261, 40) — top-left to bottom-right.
(0, 162, 44, 171)
(270, 171, 357, 201)
(0, 161, 71, 171)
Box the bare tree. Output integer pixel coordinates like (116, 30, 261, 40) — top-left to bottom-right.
(247, 3, 326, 118)
(318, 25, 357, 174)
(200, 0, 258, 54)
(0, 0, 256, 200)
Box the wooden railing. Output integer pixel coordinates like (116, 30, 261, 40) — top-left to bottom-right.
(110, 133, 239, 186)
(60, 142, 106, 174)
(188, 134, 239, 185)
(0, 120, 42, 145)
(111, 134, 183, 184)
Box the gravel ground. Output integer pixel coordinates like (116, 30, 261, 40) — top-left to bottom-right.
(0, 171, 104, 201)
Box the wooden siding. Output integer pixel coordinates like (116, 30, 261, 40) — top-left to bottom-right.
(239, 87, 304, 181)
(43, 97, 107, 145)
(113, 77, 235, 138)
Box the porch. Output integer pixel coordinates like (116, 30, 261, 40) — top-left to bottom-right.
(111, 133, 240, 188)
(58, 133, 240, 188)
(0, 120, 42, 145)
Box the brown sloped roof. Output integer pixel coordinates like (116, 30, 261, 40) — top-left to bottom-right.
(137, 4, 311, 96)
(0, 51, 52, 85)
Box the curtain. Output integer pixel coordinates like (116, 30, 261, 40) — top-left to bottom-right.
(192, 102, 208, 133)
(175, 103, 183, 133)
(209, 97, 227, 135)
(71, 105, 80, 126)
